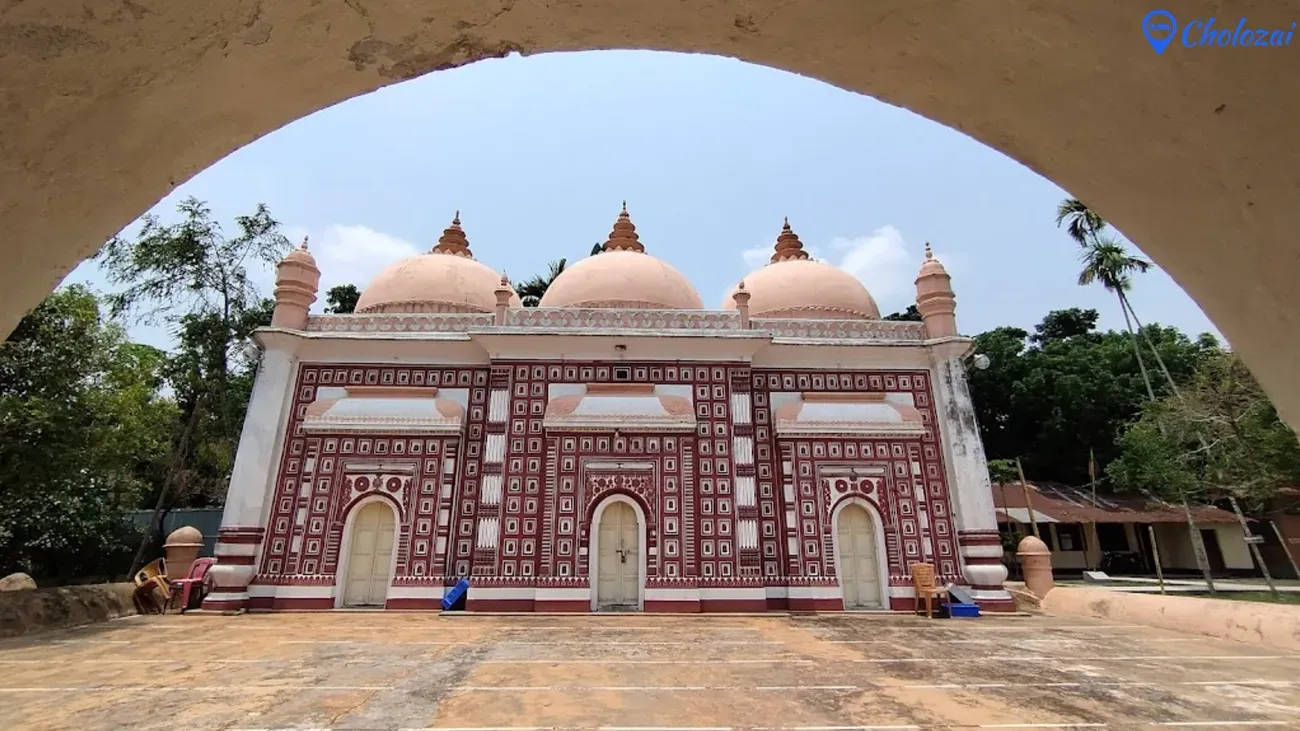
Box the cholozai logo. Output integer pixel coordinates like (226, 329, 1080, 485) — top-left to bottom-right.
(1142, 9, 1295, 54)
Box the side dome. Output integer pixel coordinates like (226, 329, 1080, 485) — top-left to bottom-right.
(539, 204, 704, 309)
(354, 214, 521, 314)
(722, 220, 880, 319)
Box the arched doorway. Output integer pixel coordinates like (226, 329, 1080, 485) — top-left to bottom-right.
(836, 503, 883, 610)
(341, 501, 396, 607)
(594, 500, 641, 611)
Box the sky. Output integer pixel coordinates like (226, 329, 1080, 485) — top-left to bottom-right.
(64, 50, 1221, 352)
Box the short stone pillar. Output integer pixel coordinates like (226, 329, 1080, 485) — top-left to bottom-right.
(0, 572, 36, 591)
(732, 281, 751, 329)
(1016, 534, 1054, 598)
(164, 526, 204, 579)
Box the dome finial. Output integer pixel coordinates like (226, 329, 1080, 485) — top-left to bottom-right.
(433, 211, 473, 258)
(770, 218, 809, 263)
(603, 202, 644, 253)
(300, 235, 309, 251)
(924, 242, 934, 259)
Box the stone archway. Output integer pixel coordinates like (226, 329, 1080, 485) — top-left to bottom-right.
(6, 1, 1300, 426)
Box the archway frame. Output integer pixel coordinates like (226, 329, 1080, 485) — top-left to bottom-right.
(9, 3, 1300, 435)
(588, 493, 648, 612)
(333, 494, 402, 609)
(829, 496, 891, 611)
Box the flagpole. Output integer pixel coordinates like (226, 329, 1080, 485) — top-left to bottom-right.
(1016, 457, 1040, 539)
(1089, 448, 1101, 571)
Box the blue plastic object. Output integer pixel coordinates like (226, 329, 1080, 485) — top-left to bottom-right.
(947, 602, 980, 618)
(442, 578, 470, 611)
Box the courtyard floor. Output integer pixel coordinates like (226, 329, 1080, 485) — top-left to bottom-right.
(1, 612, 1299, 730)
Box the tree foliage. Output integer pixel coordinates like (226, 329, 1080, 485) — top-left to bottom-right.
(97, 198, 289, 568)
(517, 259, 568, 307)
(0, 286, 175, 579)
(968, 308, 1217, 486)
(883, 305, 922, 322)
(1108, 351, 1300, 511)
(325, 284, 360, 314)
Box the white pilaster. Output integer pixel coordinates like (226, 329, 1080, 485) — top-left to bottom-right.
(929, 342, 1011, 598)
(206, 345, 299, 609)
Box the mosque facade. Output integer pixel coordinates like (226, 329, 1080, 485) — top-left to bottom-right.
(203, 206, 1013, 613)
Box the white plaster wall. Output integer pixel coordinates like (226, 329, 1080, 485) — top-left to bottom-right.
(220, 346, 298, 528)
(928, 349, 998, 537)
(1216, 524, 1253, 570)
(928, 346, 1011, 598)
(1153, 523, 1253, 571)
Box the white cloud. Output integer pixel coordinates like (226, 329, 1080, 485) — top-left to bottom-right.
(740, 245, 770, 271)
(281, 224, 422, 312)
(735, 224, 959, 316)
(829, 225, 911, 306)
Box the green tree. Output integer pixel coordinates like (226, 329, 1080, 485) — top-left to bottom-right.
(1055, 198, 1107, 248)
(1110, 351, 1300, 511)
(0, 286, 174, 580)
(517, 258, 568, 307)
(968, 309, 1212, 485)
(324, 284, 360, 314)
(883, 305, 922, 322)
(1056, 197, 1218, 587)
(1074, 229, 1158, 401)
(97, 197, 290, 571)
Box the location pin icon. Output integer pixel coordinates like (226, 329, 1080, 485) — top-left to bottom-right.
(1142, 9, 1178, 55)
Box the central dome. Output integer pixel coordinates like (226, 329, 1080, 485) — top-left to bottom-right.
(539, 204, 704, 310)
(355, 214, 521, 314)
(723, 220, 880, 320)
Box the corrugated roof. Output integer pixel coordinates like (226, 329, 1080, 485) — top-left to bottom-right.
(991, 481, 1240, 525)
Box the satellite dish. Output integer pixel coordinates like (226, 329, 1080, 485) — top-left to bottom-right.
(972, 353, 991, 371)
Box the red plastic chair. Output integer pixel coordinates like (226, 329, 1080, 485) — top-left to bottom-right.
(168, 557, 214, 613)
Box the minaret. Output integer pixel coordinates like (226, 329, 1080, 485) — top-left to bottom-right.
(494, 273, 513, 325)
(271, 236, 320, 330)
(732, 280, 751, 328)
(915, 243, 957, 338)
(770, 218, 810, 262)
(432, 211, 473, 258)
(602, 201, 645, 252)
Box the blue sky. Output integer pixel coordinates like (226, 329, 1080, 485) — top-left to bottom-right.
(65, 50, 1220, 351)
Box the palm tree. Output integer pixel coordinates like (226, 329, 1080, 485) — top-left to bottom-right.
(1063, 199, 1195, 419)
(516, 258, 567, 307)
(1075, 236, 1157, 401)
(1057, 198, 1217, 590)
(1055, 198, 1107, 247)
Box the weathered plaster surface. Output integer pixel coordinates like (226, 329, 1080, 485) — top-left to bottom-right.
(4, 1, 1300, 432)
(3, 613, 1299, 728)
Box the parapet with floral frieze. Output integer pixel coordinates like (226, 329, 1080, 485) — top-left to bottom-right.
(503, 308, 742, 331)
(307, 313, 495, 333)
(303, 309, 931, 342)
(754, 318, 928, 342)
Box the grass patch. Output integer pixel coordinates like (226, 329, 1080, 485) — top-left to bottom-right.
(1187, 591, 1300, 605)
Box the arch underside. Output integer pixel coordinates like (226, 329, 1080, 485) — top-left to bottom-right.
(6, 0, 1300, 431)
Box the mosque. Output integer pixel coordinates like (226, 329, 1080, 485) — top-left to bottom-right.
(203, 205, 1013, 613)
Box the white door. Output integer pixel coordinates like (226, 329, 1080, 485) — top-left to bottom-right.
(343, 502, 396, 607)
(837, 505, 882, 609)
(597, 502, 639, 610)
